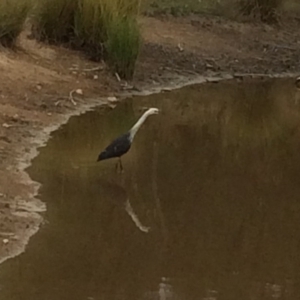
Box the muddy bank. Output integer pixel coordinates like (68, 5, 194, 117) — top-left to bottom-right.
(0, 13, 300, 264)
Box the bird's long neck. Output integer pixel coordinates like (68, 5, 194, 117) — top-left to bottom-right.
(129, 111, 152, 141)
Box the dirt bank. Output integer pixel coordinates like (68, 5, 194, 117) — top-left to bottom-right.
(0, 14, 299, 264)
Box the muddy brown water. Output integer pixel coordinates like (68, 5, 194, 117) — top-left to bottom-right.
(1, 78, 300, 300)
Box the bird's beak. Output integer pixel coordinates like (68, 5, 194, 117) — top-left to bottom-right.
(138, 107, 160, 114)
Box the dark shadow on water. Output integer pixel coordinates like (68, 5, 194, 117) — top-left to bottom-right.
(1, 78, 300, 299)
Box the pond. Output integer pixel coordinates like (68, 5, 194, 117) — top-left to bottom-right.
(1, 78, 300, 300)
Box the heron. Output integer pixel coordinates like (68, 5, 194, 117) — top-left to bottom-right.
(97, 107, 159, 172)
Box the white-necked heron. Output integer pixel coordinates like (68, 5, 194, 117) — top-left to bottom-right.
(97, 107, 159, 171)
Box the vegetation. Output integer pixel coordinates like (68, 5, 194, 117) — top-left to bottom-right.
(0, 0, 31, 47)
(144, 0, 298, 21)
(74, 0, 106, 60)
(105, 17, 141, 79)
(144, 0, 224, 17)
(31, 0, 141, 79)
(0, 0, 298, 75)
(31, 0, 76, 44)
(238, 0, 282, 23)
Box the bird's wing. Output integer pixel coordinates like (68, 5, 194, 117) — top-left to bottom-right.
(102, 133, 131, 157)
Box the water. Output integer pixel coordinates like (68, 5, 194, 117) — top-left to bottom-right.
(1, 78, 300, 300)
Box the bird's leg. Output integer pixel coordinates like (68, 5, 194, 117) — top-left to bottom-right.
(119, 157, 124, 173)
(115, 159, 120, 173)
(115, 157, 123, 174)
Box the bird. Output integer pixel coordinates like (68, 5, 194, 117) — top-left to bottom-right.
(97, 107, 159, 172)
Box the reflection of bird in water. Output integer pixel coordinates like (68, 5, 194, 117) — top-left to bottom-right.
(144, 278, 178, 300)
(98, 180, 151, 233)
(97, 107, 159, 172)
(125, 199, 150, 233)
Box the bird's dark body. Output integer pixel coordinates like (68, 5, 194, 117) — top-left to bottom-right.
(97, 132, 131, 161)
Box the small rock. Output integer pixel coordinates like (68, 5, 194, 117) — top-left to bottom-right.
(12, 114, 19, 122)
(36, 84, 42, 90)
(3, 239, 9, 244)
(2, 123, 11, 128)
(107, 96, 118, 102)
(75, 89, 83, 95)
(93, 75, 98, 80)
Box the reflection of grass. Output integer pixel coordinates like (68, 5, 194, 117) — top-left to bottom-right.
(223, 116, 288, 150)
(282, 0, 300, 13)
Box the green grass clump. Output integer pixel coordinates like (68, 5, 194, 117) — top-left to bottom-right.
(0, 0, 32, 47)
(74, 0, 142, 78)
(105, 17, 141, 79)
(31, 0, 77, 43)
(74, 0, 106, 60)
(31, 0, 142, 79)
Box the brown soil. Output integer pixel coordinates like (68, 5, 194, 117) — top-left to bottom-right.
(0, 14, 299, 263)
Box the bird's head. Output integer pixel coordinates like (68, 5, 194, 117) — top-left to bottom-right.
(146, 107, 160, 115)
